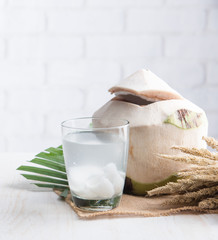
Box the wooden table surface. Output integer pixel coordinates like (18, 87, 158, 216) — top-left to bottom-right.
(0, 153, 217, 240)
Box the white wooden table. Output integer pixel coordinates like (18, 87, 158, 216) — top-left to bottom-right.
(0, 153, 217, 240)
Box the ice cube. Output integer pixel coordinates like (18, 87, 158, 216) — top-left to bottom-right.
(103, 163, 125, 195)
(103, 162, 118, 182)
(113, 174, 125, 195)
(85, 175, 114, 199)
(68, 166, 103, 196)
(76, 187, 98, 200)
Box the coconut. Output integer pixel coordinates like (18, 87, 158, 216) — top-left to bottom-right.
(93, 69, 208, 195)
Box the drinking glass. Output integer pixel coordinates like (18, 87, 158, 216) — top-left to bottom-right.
(61, 117, 129, 211)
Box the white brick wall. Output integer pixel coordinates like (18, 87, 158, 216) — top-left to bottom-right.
(48, 60, 121, 87)
(8, 37, 84, 60)
(0, 90, 5, 110)
(166, 0, 218, 7)
(0, 39, 5, 60)
(207, 63, 218, 85)
(0, 0, 5, 7)
(165, 36, 218, 59)
(126, 9, 205, 33)
(208, 9, 218, 31)
(0, 62, 45, 86)
(8, 0, 84, 7)
(48, 10, 124, 34)
(87, 0, 164, 7)
(87, 36, 161, 58)
(0, 0, 217, 152)
(0, 9, 45, 34)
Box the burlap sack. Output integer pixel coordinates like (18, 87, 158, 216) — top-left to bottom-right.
(54, 190, 218, 219)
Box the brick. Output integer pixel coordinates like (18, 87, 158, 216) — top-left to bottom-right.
(48, 10, 123, 34)
(127, 9, 205, 33)
(166, 0, 218, 7)
(87, 0, 164, 7)
(8, 37, 83, 60)
(0, 9, 45, 34)
(7, 136, 61, 152)
(182, 87, 218, 112)
(122, 59, 204, 90)
(0, 62, 44, 86)
(8, 86, 85, 113)
(207, 113, 218, 137)
(87, 36, 161, 58)
(207, 63, 218, 85)
(165, 36, 218, 59)
(0, 112, 44, 136)
(208, 9, 218, 31)
(8, 0, 84, 7)
(48, 60, 121, 87)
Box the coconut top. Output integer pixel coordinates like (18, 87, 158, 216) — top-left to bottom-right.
(109, 69, 183, 102)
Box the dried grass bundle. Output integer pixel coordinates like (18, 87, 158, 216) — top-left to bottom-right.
(198, 197, 218, 209)
(172, 146, 218, 160)
(164, 186, 218, 205)
(202, 136, 218, 151)
(147, 136, 218, 210)
(158, 154, 216, 166)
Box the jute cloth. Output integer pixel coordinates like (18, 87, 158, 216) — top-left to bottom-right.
(54, 190, 218, 219)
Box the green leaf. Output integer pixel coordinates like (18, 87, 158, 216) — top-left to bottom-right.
(17, 146, 69, 191)
(45, 147, 63, 154)
(17, 166, 67, 180)
(29, 158, 66, 172)
(36, 152, 65, 164)
(164, 109, 203, 129)
(60, 189, 69, 198)
(21, 174, 69, 186)
(33, 183, 68, 190)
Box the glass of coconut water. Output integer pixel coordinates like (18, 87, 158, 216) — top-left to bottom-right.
(61, 117, 129, 211)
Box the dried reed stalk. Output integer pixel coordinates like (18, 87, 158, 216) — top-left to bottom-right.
(178, 169, 218, 178)
(189, 175, 218, 182)
(163, 186, 218, 205)
(198, 197, 218, 209)
(159, 154, 216, 166)
(179, 166, 217, 173)
(172, 146, 218, 160)
(202, 136, 218, 151)
(147, 136, 218, 210)
(148, 179, 216, 197)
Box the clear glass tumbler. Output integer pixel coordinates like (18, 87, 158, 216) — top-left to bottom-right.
(61, 117, 129, 211)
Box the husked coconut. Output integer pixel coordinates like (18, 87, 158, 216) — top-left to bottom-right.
(93, 69, 208, 195)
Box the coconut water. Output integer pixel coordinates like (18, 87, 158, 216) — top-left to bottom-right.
(62, 131, 127, 210)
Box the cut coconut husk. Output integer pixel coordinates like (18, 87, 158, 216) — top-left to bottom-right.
(94, 69, 208, 195)
(109, 69, 183, 102)
(94, 99, 208, 195)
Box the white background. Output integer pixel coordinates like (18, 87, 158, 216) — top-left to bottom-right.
(0, 0, 218, 152)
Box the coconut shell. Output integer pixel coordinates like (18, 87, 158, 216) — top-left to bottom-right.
(94, 69, 208, 195)
(93, 99, 208, 194)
